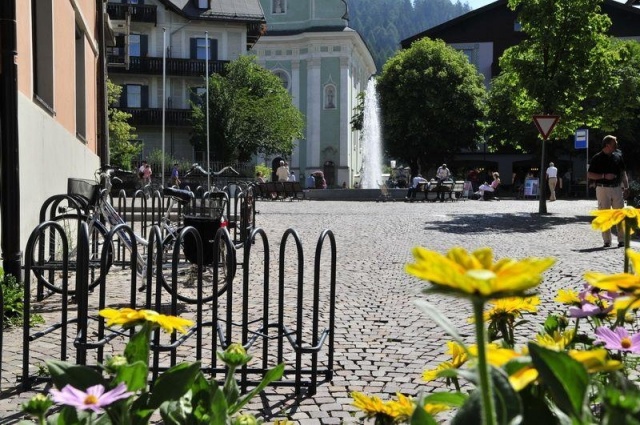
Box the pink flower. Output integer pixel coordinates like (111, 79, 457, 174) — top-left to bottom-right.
(595, 327, 640, 353)
(50, 382, 132, 413)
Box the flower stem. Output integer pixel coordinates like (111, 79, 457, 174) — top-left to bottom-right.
(624, 218, 632, 273)
(473, 299, 496, 425)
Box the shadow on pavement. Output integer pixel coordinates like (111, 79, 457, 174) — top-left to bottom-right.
(422, 214, 593, 234)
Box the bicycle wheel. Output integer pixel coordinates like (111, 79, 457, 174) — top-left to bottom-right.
(30, 214, 112, 298)
(158, 227, 235, 304)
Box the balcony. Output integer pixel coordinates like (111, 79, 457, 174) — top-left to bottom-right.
(108, 56, 229, 77)
(121, 108, 193, 127)
(107, 3, 157, 24)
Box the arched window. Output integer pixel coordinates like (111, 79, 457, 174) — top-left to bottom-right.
(324, 84, 336, 109)
(273, 69, 290, 90)
(272, 0, 286, 13)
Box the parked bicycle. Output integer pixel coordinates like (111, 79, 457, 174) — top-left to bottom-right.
(30, 165, 234, 303)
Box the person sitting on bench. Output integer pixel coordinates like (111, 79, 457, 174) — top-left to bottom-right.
(406, 174, 428, 202)
(478, 172, 501, 201)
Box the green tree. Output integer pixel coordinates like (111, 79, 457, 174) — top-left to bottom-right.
(377, 37, 487, 173)
(487, 0, 617, 151)
(107, 79, 139, 170)
(190, 55, 304, 163)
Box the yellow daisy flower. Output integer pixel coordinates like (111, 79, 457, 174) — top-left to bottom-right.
(351, 392, 393, 418)
(468, 344, 537, 391)
(591, 206, 640, 233)
(479, 296, 540, 322)
(585, 250, 640, 293)
(387, 393, 414, 421)
(406, 247, 555, 298)
(555, 289, 580, 305)
(424, 403, 450, 415)
(99, 308, 193, 334)
(568, 349, 623, 373)
(535, 329, 575, 351)
(423, 341, 469, 382)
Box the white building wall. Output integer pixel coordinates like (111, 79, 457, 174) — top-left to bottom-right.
(18, 93, 100, 246)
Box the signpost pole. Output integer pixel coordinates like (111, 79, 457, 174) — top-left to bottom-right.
(533, 115, 560, 215)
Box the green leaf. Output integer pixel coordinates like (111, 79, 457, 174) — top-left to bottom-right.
(228, 363, 284, 415)
(148, 362, 201, 409)
(47, 360, 106, 390)
(211, 384, 229, 425)
(411, 402, 438, 425)
(115, 361, 148, 392)
(452, 367, 523, 425)
(414, 299, 466, 348)
(527, 342, 589, 421)
(124, 325, 151, 365)
(423, 392, 467, 407)
(519, 388, 558, 425)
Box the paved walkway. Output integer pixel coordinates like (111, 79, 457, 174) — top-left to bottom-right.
(0, 198, 630, 424)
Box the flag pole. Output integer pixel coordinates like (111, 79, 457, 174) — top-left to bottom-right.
(205, 31, 211, 191)
(161, 27, 166, 188)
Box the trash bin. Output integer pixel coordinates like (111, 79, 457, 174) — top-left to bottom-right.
(182, 215, 222, 265)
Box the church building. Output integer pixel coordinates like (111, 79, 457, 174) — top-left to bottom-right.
(254, 0, 376, 187)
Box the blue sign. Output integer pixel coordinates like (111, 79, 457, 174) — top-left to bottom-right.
(575, 129, 588, 149)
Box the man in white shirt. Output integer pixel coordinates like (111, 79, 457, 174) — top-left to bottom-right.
(435, 163, 451, 202)
(405, 174, 428, 202)
(546, 162, 558, 201)
(276, 161, 289, 182)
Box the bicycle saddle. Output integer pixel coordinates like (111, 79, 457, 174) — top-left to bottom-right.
(163, 187, 194, 203)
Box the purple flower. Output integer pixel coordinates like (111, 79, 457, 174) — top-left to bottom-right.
(568, 302, 612, 318)
(50, 382, 132, 413)
(595, 327, 640, 353)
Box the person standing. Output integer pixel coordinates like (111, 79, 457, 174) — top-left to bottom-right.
(276, 161, 289, 182)
(546, 162, 558, 201)
(289, 171, 297, 182)
(587, 135, 629, 248)
(170, 163, 180, 187)
(435, 163, 451, 202)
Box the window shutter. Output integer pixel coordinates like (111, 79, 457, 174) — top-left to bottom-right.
(120, 85, 128, 107)
(190, 38, 197, 59)
(141, 86, 149, 108)
(140, 34, 148, 57)
(209, 39, 218, 61)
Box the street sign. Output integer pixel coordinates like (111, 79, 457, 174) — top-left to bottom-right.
(574, 129, 588, 149)
(533, 115, 560, 139)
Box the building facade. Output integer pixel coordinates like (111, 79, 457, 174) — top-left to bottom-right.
(106, 0, 265, 162)
(254, 0, 376, 188)
(11, 0, 106, 256)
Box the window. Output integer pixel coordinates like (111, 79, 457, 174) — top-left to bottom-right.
(75, 26, 86, 139)
(190, 38, 217, 61)
(514, 21, 522, 31)
(272, 0, 286, 13)
(190, 87, 206, 105)
(121, 84, 148, 108)
(128, 85, 142, 108)
(32, 0, 54, 110)
(324, 84, 336, 109)
(129, 34, 141, 57)
(197, 0, 208, 8)
(273, 70, 290, 90)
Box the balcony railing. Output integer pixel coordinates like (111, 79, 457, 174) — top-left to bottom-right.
(107, 3, 157, 24)
(121, 108, 192, 127)
(108, 56, 229, 77)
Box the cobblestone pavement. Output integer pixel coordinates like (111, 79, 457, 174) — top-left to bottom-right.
(0, 198, 631, 424)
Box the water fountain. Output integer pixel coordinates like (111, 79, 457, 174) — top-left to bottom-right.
(360, 79, 383, 189)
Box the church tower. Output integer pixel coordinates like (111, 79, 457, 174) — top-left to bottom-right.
(255, 0, 376, 187)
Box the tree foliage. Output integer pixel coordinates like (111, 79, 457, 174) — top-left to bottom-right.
(377, 37, 487, 173)
(107, 79, 139, 170)
(347, 0, 471, 70)
(190, 55, 304, 163)
(487, 0, 623, 153)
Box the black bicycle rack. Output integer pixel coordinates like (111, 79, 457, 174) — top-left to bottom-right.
(20, 211, 336, 398)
